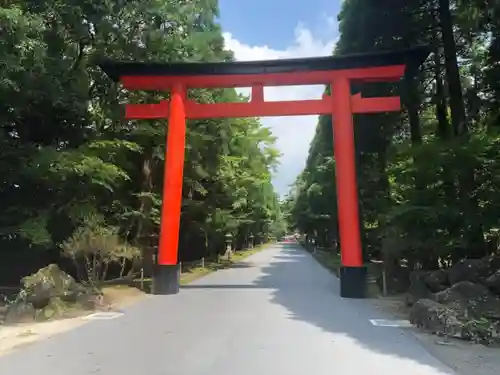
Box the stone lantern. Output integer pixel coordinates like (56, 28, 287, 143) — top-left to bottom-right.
(225, 233, 233, 261)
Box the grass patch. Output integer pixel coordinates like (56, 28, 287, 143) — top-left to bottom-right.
(133, 243, 271, 293)
(311, 249, 342, 277)
(228, 245, 268, 263)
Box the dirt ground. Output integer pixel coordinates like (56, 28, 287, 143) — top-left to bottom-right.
(371, 295, 500, 375)
(0, 285, 148, 356)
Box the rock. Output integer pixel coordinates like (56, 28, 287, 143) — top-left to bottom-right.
(3, 302, 36, 324)
(410, 298, 499, 343)
(409, 299, 465, 338)
(485, 270, 500, 294)
(35, 297, 71, 321)
(434, 281, 500, 320)
(448, 256, 498, 285)
(1, 265, 102, 323)
(422, 269, 449, 292)
(486, 253, 500, 270)
(448, 258, 483, 285)
(435, 281, 490, 302)
(405, 271, 433, 306)
(20, 264, 83, 309)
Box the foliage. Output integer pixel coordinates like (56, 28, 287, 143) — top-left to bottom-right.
(0, 0, 285, 284)
(61, 216, 141, 282)
(285, 0, 500, 270)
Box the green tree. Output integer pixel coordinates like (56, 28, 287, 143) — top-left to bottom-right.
(288, 0, 500, 275)
(0, 0, 283, 284)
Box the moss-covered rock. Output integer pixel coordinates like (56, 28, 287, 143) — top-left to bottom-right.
(20, 264, 85, 309)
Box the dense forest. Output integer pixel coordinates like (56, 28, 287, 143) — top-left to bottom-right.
(0, 0, 286, 286)
(286, 0, 500, 270)
(283, 0, 500, 340)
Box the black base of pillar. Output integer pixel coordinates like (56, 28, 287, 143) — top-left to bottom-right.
(340, 266, 367, 298)
(152, 264, 180, 295)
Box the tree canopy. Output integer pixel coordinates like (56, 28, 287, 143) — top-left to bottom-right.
(0, 0, 286, 285)
(285, 0, 500, 270)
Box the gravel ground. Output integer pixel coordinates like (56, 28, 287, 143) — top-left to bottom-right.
(412, 330, 500, 375)
(370, 295, 500, 375)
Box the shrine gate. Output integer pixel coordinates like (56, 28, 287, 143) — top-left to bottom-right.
(99, 46, 429, 298)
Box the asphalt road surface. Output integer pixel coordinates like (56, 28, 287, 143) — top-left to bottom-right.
(0, 243, 457, 375)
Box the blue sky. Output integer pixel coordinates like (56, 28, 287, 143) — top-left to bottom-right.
(218, 0, 342, 197)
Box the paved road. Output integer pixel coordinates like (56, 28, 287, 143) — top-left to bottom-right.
(0, 244, 457, 375)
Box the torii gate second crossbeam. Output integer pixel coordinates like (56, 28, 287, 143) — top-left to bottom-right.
(99, 46, 429, 299)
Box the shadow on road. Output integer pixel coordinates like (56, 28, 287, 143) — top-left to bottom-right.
(222, 263, 254, 269)
(0, 243, 457, 375)
(183, 243, 454, 375)
(181, 285, 270, 289)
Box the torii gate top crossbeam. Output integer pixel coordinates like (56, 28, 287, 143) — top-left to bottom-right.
(99, 46, 429, 89)
(98, 46, 430, 120)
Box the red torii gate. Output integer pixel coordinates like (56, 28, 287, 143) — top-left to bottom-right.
(99, 46, 429, 298)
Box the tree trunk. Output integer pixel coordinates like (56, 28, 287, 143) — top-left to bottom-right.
(127, 150, 154, 277)
(432, 41, 450, 140)
(405, 75, 422, 146)
(438, 0, 485, 256)
(438, 0, 467, 136)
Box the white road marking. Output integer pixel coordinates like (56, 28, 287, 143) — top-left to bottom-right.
(82, 312, 124, 320)
(369, 319, 413, 328)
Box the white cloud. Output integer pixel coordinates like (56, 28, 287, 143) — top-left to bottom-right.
(223, 25, 337, 197)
